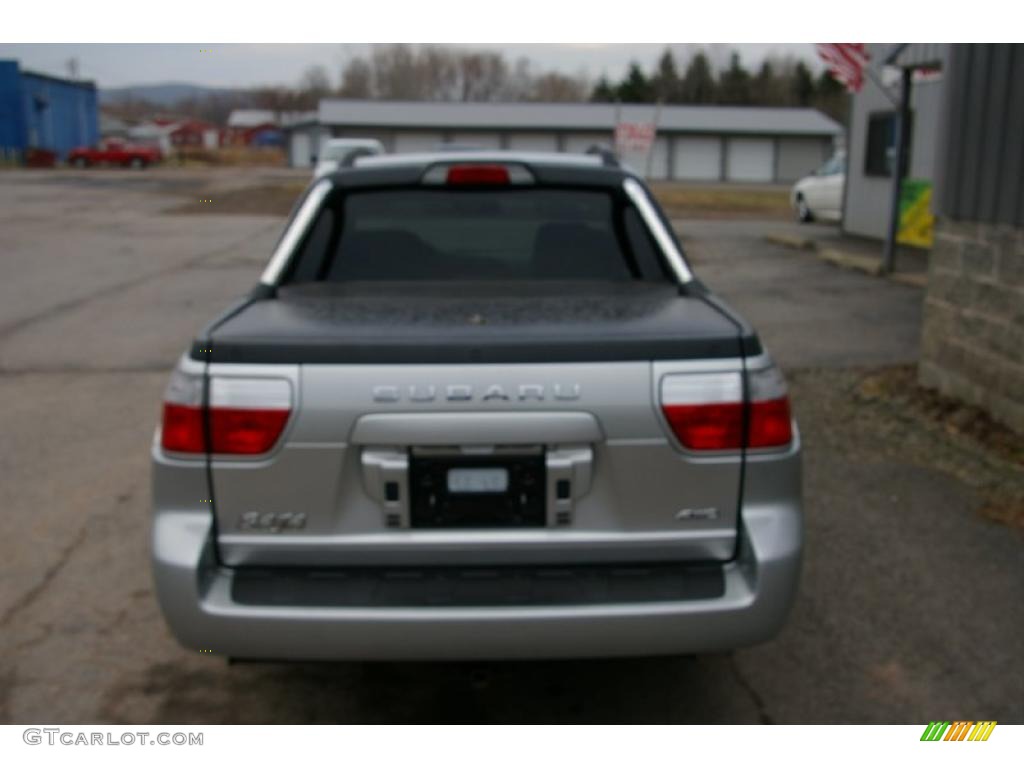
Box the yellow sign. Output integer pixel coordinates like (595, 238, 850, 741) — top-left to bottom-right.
(898, 179, 935, 249)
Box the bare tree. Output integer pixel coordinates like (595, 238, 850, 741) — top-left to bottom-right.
(418, 46, 460, 100)
(333, 44, 583, 103)
(530, 72, 589, 102)
(298, 65, 332, 105)
(455, 51, 508, 101)
(369, 44, 421, 100)
(339, 57, 372, 98)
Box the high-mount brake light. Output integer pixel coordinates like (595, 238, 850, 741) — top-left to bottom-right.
(160, 373, 292, 456)
(659, 367, 792, 452)
(445, 164, 511, 185)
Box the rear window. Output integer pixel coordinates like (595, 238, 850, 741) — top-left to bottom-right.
(284, 189, 669, 282)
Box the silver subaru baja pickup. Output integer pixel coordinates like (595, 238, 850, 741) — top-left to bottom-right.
(151, 151, 802, 660)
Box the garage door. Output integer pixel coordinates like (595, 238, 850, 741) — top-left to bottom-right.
(672, 137, 721, 180)
(394, 132, 444, 154)
(775, 138, 828, 183)
(507, 133, 558, 152)
(646, 137, 670, 180)
(290, 132, 311, 168)
(450, 132, 502, 149)
(726, 138, 775, 182)
(564, 133, 612, 154)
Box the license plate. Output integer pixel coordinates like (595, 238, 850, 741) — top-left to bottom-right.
(446, 467, 509, 494)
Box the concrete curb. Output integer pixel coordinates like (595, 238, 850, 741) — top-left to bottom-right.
(765, 232, 813, 250)
(817, 247, 883, 276)
(765, 231, 925, 286)
(890, 272, 928, 288)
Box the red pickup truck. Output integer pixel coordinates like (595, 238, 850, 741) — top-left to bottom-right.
(67, 140, 163, 169)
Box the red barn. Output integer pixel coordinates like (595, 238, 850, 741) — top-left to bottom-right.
(169, 120, 219, 149)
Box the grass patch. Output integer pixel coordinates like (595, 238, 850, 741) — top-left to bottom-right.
(650, 182, 792, 219)
(167, 182, 307, 216)
(851, 365, 1024, 529)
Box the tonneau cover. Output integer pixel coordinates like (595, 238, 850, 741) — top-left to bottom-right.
(194, 281, 759, 364)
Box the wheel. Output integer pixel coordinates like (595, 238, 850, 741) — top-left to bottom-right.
(129, 157, 145, 169)
(73, 157, 88, 168)
(795, 194, 814, 223)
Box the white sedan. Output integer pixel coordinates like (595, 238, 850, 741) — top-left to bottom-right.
(790, 152, 845, 223)
(313, 139, 385, 179)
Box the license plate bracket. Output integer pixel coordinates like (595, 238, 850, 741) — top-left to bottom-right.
(409, 450, 546, 529)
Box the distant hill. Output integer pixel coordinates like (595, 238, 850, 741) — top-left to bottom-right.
(100, 82, 242, 106)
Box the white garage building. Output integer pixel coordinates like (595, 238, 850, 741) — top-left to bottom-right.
(287, 100, 842, 183)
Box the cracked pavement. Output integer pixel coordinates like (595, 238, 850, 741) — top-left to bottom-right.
(0, 169, 1020, 723)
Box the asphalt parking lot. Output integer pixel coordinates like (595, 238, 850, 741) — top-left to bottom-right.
(0, 168, 1020, 724)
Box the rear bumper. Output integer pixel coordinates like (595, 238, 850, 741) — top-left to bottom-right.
(151, 495, 802, 661)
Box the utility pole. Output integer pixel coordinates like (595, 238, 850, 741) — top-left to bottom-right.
(645, 99, 663, 178)
(881, 66, 912, 274)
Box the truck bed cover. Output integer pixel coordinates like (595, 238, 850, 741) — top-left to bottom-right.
(193, 281, 760, 365)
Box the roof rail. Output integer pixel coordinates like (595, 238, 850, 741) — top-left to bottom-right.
(585, 145, 619, 167)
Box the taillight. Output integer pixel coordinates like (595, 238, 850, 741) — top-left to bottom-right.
(747, 398, 792, 448)
(745, 365, 793, 448)
(660, 367, 792, 452)
(160, 372, 292, 456)
(661, 372, 745, 451)
(208, 407, 290, 454)
(446, 164, 510, 185)
(160, 369, 205, 453)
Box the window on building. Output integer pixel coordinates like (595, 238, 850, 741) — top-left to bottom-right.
(865, 111, 913, 178)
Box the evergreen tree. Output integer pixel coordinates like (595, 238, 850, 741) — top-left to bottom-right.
(680, 51, 716, 103)
(791, 61, 815, 106)
(812, 69, 848, 123)
(590, 76, 617, 102)
(617, 62, 654, 103)
(752, 61, 777, 106)
(652, 48, 682, 103)
(717, 51, 752, 105)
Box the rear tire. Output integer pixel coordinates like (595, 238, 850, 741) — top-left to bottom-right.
(73, 157, 88, 169)
(129, 157, 145, 169)
(796, 195, 814, 223)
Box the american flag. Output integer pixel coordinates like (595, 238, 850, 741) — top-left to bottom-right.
(816, 44, 871, 92)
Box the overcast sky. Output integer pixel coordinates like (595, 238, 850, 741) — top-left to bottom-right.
(0, 43, 821, 90)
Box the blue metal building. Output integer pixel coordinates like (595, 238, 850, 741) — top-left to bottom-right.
(0, 60, 99, 163)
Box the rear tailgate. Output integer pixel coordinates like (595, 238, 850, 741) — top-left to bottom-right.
(201, 282, 754, 567)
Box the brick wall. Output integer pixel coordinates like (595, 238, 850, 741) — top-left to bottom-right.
(919, 219, 1024, 433)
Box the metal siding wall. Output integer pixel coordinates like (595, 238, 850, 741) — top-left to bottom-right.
(775, 138, 830, 183)
(19, 73, 98, 159)
(506, 133, 558, 152)
(1000, 47, 1024, 224)
(906, 79, 944, 180)
(936, 44, 1024, 225)
(393, 131, 445, 153)
(449, 131, 502, 149)
(0, 61, 26, 155)
(563, 132, 612, 154)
